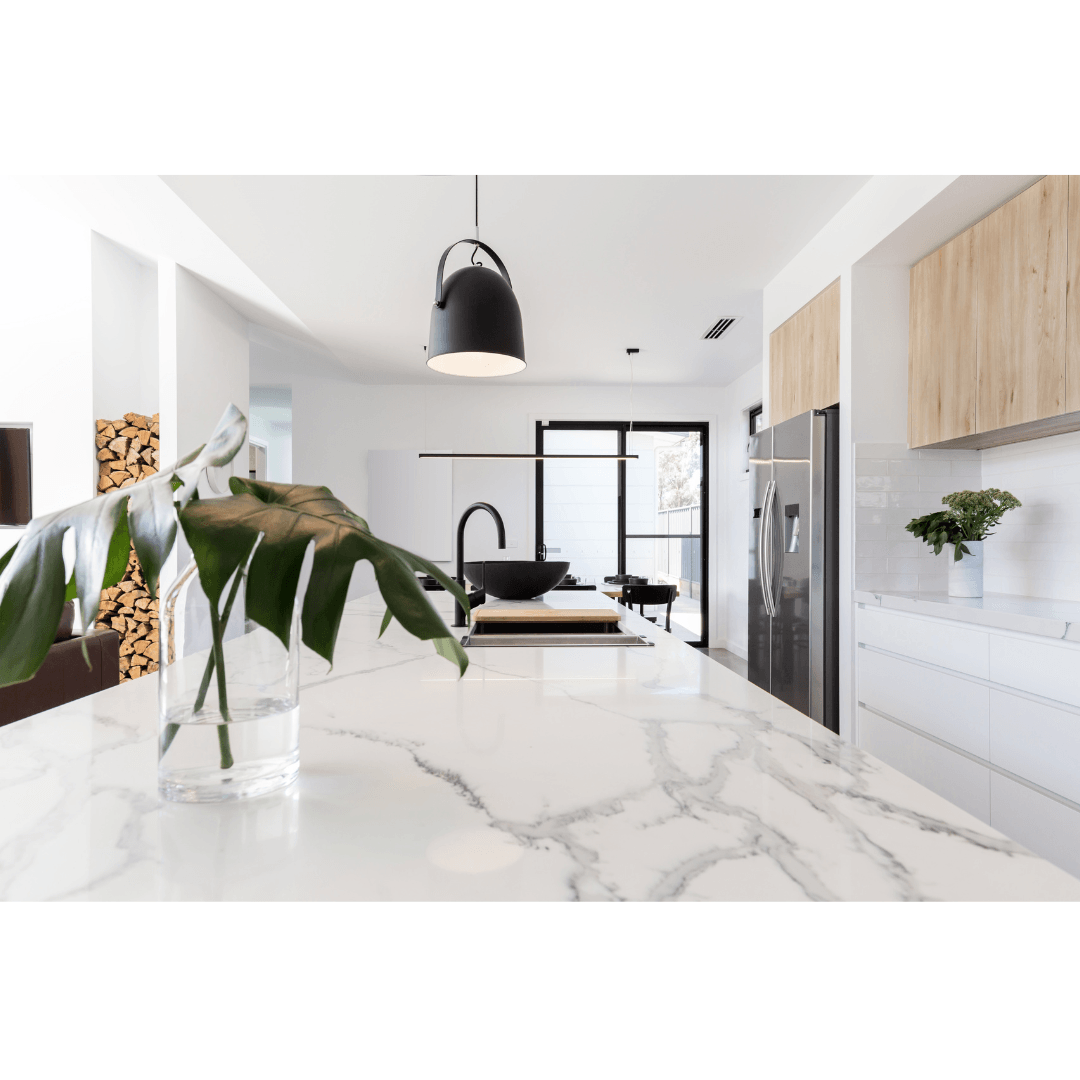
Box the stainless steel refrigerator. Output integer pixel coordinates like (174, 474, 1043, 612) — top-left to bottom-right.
(748, 407, 839, 732)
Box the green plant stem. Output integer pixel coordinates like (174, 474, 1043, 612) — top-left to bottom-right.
(161, 722, 180, 757)
(161, 567, 246, 762)
(208, 603, 234, 769)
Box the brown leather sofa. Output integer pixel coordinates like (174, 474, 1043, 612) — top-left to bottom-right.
(0, 603, 120, 727)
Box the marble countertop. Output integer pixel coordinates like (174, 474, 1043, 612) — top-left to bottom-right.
(3, 589, 1079, 901)
(854, 589, 1080, 641)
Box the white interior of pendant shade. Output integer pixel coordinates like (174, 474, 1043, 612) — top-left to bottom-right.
(426, 351, 526, 377)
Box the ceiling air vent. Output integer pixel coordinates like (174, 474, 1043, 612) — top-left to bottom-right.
(701, 316, 742, 341)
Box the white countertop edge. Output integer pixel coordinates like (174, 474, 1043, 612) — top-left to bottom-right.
(854, 590, 1080, 642)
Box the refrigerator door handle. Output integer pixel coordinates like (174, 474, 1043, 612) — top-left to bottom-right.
(769, 480, 784, 616)
(759, 479, 777, 617)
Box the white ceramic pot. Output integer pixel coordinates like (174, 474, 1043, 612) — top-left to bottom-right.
(948, 539, 983, 598)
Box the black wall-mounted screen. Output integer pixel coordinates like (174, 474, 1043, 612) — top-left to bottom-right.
(0, 427, 32, 526)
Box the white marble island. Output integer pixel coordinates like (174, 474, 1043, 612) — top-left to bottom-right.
(2, 589, 1079, 901)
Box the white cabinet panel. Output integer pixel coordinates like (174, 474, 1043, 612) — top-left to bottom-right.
(858, 706, 912, 774)
(860, 707, 990, 824)
(856, 606, 989, 679)
(859, 648, 989, 758)
(990, 772, 1080, 880)
(990, 690, 1080, 805)
(988, 634, 1080, 709)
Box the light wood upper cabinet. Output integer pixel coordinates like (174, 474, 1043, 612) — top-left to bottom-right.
(1068, 176, 1080, 414)
(810, 279, 841, 410)
(975, 174, 1068, 431)
(908, 227, 978, 447)
(908, 175, 1079, 449)
(768, 278, 840, 426)
(768, 316, 797, 426)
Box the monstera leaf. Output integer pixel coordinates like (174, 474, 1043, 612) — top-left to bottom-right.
(178, 478, 471, 675)
(0, 405, 247, 689)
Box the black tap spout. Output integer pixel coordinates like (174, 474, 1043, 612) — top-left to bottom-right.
(454, 502, 507, 627)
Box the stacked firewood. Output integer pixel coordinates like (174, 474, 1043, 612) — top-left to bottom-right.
(94, 412, 161, 682)
(96, 412, 160, 492)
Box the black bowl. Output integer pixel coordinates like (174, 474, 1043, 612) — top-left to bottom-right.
(463, 560, 571, 600)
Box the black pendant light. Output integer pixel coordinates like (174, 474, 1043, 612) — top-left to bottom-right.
(427, 176, 525, 377)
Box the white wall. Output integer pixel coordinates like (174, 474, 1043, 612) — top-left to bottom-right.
(850, 266, 909, 446)
(249, 385, 292, 483)
(174, 267, 249, 488)
(157, 265, 250, 582)
(91, 233, 158, 422)
(720, 364, 762, 658)
(0, 180, 93, 560)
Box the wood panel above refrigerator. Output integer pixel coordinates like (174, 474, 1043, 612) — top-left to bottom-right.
(768, 278, 840, 426)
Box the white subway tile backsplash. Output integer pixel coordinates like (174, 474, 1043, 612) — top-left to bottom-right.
(854, 443, 986, 595)
(887, 557, 927, 574)
(916, 459, 953, 477)
(854, 435, 1080, 599)
(855, 508, 918, 525)
(857, 443, 912, 458)
(922, 448, 979, 459)
(856, 474, 920, 491)
(888, 491, 942, 509)
(858, 573, 920, 592)
(950, 460, 982, 477)
(982, 429, 1080, 603)
(888, 459, 919, 475)
(885, 540, 923, 558)
(855, 525, 888, 542)
(856, 558, 889, 574)
(856, 459, 890, 475)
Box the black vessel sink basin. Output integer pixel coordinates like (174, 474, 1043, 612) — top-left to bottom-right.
(463, 560, 571, 600)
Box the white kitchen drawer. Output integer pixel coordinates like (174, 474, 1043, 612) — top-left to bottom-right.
(988, 634, 1080, 709)
(859, 648, 989, 758)
(990, 690, 1080, 806)
(990, 772, 1080, 880)
(858, 705, 912, 772)
(859, 707, 990, 823)
(856, 605, 989, 679)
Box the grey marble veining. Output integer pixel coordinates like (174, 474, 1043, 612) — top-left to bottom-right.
(2, 591, 1078, 901)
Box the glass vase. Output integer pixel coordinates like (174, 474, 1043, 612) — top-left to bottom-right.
(158, 558, 300, 802)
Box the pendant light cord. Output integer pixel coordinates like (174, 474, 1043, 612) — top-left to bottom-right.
(626, 348, 639, 445)
(470, 175, 482, 265)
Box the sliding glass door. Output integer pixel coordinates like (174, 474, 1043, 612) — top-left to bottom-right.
(536, 421, 708, 647)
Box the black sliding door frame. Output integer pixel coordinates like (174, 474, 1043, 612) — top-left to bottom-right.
(535, 420, 709, 648)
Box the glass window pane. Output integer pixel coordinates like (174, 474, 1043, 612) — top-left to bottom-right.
(626, 430, 701, 534)
(625, 429, 701, 644)
(541, 429, 618, 582)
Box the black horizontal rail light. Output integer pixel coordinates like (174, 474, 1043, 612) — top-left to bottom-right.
(418, 453, 639, 460)
(426, 176, 526, 378)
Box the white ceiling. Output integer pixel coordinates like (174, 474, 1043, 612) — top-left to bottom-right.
(163, 175, 871, 387)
